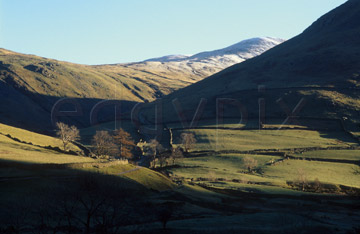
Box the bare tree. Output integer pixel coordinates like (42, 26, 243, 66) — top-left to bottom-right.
(243, 157, 258, 173)
(92, 131, 118, 158)
(180, 132, 196, 153)
(170, 147, 184, 165)
(113, 128, 135, 160)
(56, 122, 80, 151)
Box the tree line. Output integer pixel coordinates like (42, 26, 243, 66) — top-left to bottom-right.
(55, 122, 196, 167)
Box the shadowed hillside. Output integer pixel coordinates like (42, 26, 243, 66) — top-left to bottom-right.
(141, 0, 360, 131)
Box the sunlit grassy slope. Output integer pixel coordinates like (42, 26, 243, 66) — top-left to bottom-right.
(293, 149, 360, 161)
(0, 48, 181, 102)
(171, 150, 360, 189)
(88, 163, 174, 191)
(0, 123, 79, 151)
(0, 123, 89, 164)
(163, 117, 360, 195)
(0, 135, 93, 164)
(0, 123, 174, 192)
(0, 46, 246, 106)
(172, 128, 357, 152)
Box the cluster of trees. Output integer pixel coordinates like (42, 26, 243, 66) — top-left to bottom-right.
(55, 122, 136, 159)
(55, 122, 197, 166)
(92, 128, 135, 160)
(91, 130, 196, 166)
(143, 139, 180, 168)
(141, 132, 196, 168)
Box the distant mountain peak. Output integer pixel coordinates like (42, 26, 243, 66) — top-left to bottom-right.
(144, 54, 192, 62)
(141, 37, 285, 66)
(225, 37, 285, 50)
(186, 37, 285, 62)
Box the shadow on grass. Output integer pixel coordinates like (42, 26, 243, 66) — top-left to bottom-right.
(0, 158, 180, 233)
(0, 80, 139, 134)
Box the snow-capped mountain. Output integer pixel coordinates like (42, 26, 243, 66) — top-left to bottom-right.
(145, 54, 191, 62)
(125, 37, 285, 85)
(144, 37, 284, 65)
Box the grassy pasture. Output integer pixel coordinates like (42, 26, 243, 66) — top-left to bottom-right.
(165, 120, 360, 194)
(293, 149, 360, 161)
(0, 123, 80, 152)
(0, 123, 88, 165)
(167, 118, 341, 131)
(172, 154, 279, 179)
(169, 152, 360, 194)
(87, 163, 174, 191)
(0, 122, 174, 193)
(172, 128, 356, 152)
(0, 135, 92, 164)
(264, 160, 360, 188)
(0, 122, 359, 232)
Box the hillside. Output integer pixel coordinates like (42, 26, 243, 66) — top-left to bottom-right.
(0, 49, 163, 131)
(0, 122, 87, 164)
(141, 0, 360, 129)
(0, 38, 281, 132)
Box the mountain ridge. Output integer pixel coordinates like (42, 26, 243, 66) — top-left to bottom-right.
(0, 37, 282, 131)
(144, 37, 284, 63)
(141, 0, 360, 129)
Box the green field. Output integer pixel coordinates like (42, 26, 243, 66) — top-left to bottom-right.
(172, 154, 280, 181)
(162, 119, 360, 197)
(293, 149, 360, 161)
(0, 136, 93, 164)
(264, 159, 360, 188)
(172, 127, 356, 152)
(0, 123, 81, 152)
(0, 123, 173, 190)
(169, 153, 360, 193)
(0, 124, 89, 164)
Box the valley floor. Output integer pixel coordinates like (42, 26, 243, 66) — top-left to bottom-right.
(1, 120, 360, 233)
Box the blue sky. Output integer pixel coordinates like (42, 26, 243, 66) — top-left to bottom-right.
(0, 0, 347, 65)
